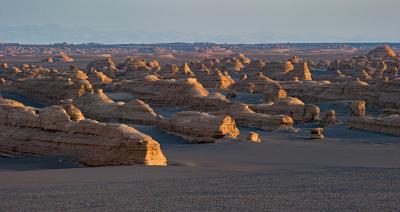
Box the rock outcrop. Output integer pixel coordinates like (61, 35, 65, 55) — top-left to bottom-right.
(192, 67, 235, 89)
(350, 100, 366, 117)
(348, 115, 400, 137)
(74, 89, 162, 125)
(41, 56, 54, 63)
(87, 69, 113, 86)
(86, 58, 117, 77)
(263, 61, 312, 81)
(111, 76, 211, 107)
(211, 103, 294, 131)
(250, 97, 320, 122)
(320, 110, 337, 127)
(4, 73, 93, 105)
(117, 58, 160, 79)
(54, 52, 74, 62)
(244, 132, 261, 143)
(0, 97, 167, 166)
(310, 128, 324, 139)
(233, 72, 280, 94)
(367, 45, 397, 58)
(160, 111, 240, 143)
(347, 101, 400, 137)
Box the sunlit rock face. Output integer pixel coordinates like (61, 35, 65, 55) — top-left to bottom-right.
(74, 89, 162, 125)
(160, 111, 240, 143)
(211, 102, 294, 131)
(54, 52, 74, 62)
(86, 58, 117, 77)
(0, 97, 167, 166)
(262, 60, 312, 81)
(367, 45, 398, 58)
(110, 76, 211, 107)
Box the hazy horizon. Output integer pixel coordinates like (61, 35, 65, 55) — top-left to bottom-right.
(0, 0, 399, 44)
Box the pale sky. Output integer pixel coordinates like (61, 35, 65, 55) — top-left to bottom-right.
(0, 0, 399, 43)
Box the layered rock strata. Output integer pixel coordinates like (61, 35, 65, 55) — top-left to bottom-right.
(0, 98, 167, 166)
(160, 111, 240, 143)
(75, 89, 162, 125)
(250, 97, 320, 122)
(211, 103, 294, 131)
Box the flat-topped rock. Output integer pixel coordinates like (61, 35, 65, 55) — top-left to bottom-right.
(212, 103, 294, 131)
(0, 97, 167, 166)
(75, 89, 162, 125)
(160, 111, 240, 143)
(250, 97, 320, 123)
(112, 76, 210, 107)
(348, 115, 400, 137)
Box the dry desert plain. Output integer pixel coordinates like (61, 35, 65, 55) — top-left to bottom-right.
(0, 43, 400, 211)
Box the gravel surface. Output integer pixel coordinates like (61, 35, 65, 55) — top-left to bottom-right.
(1, 167, 399, 211)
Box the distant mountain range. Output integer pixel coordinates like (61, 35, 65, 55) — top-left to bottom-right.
(0, 25, 397, 44)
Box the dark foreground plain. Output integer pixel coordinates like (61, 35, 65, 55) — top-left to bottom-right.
(1, 123, 400, 211)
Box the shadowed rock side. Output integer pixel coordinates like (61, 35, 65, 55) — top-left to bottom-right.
(348, 100, 400, 136)
(189, 63, 235, 89)
(262, 61, 312, 81)
(0, 97, 167, 166)
(160, 111, 240, 143)
(348, 115, 400, 136)
(211, 103, 294, 131)
(280, 79, 400, 109)
(110, 75, 222, 108)
(86, 58, 117, 77)
(367, 45, 398, 58)
(1, 69, 93, 105)
(54, 52, 74, 62)
(250, 97, 320, 123)
(74, 89, 162, 125)
(233, 72, 279, 93)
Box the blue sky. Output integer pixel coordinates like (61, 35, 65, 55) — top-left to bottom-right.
(0, 0, 399, 43)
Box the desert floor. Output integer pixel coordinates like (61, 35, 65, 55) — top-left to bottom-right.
(1, 57, 399, 211)
(1, 107, 399, 211)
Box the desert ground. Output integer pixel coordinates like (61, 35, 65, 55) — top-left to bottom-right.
(1, 43, 400, 211)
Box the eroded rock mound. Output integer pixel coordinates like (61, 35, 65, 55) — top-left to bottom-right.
(0, 97, 167, 166)
(86, 58, 117, 77)
(310, 128, 324, 139)
(367, 45, 397, 58)
(117, 58, 160, 79)
(160, 111, 240, 143)
(347, 101, 400, 137)
(75, 89, 162, 125)
(320, 110, 338, 127)
(243, 132, 261, 143)
(348, 107, 400, 137)
(212, 103, 294, 131)
(251, 97, 320, 123)
(113, 76, 210, 107)
(54, 52, 74, 62)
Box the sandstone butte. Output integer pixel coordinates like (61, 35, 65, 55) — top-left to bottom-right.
(250, 97, 320, 123)
(160, 111, 240, 143)
(211, 102, 294, 131)
(367, 45, 398, 58)
(112, 75, 214, 107)
(0, 97, 167, 166)
(74, 88, 162, 125)
(347, 100, 400, 137)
